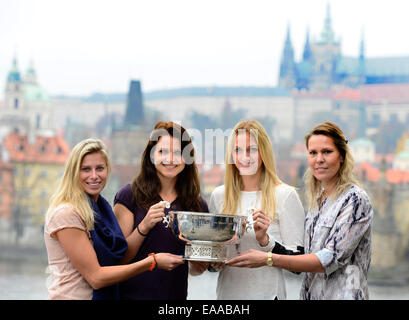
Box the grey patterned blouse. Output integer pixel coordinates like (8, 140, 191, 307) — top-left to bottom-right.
(300, 184, 373, 300)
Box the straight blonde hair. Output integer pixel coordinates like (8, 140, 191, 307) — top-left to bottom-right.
(45, 138, 111, 231)
(304, 121, 360, 210)
(222, 120, 282, 219)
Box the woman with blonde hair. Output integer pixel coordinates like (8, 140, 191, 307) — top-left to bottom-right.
(44, 138, 184, 300)
(207, 120, 305, 300)
(227, 122, 374, 300)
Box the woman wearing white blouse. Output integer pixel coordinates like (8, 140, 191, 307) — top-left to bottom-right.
(227, 122, 373, 300)
(208, 120, 305, 300)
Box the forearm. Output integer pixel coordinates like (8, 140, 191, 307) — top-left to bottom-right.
(91, 256, 153, 289)
(120, 230, 145, 264)
(272, 253, 325, 273)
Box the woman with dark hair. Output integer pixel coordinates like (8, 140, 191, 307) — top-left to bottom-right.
(227, 122, 374, 300)
(113, 121, 209, 300)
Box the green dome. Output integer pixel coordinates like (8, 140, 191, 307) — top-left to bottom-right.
(396, 150, 409, 160)
(350, 138, 375, 148)
(23, 84, 51, 102)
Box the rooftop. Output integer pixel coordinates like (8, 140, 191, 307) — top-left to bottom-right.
(3, 133, 70, 164)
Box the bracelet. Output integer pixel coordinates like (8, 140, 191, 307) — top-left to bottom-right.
(267, 252, 274, 267)
(148, 253, 157, 271)
(136, 224, 148, 237)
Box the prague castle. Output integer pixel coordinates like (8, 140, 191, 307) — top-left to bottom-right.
(278, 4, 409, 91)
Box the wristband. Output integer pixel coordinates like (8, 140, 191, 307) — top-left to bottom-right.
(137, 224, 148, 237)
(148, 253, 157, 271)
(267, 252, 274, 267)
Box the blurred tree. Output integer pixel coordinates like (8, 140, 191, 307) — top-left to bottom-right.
(372, 120, 406, 154)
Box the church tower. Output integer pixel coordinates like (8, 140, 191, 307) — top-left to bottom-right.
(4, 56, 25, 112)
(124, 80, 144, 126)
(278, 24, 296, 91)
(309, 2, 341, 90)
(24, 60, 38, 85)
(1, 56, 53, 135)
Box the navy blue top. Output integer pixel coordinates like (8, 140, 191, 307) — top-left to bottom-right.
(90, 195, 128, 300)
(114, 184, 209, 300)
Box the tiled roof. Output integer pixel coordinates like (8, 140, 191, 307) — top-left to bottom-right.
(355, 162, 379, 182)
(3, 133, 70, 164)
(386, 169, 409, 184)
(333, 88, 362, 101)
(360, 83, 409, 104)
(355, 162, 409, 184)
(293, 83, 409, 104)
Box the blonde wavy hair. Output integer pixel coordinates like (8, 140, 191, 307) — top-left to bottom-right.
(304, 121, 360, 210)
(45, 138, 111, 231)
(222, 120, 282, 219)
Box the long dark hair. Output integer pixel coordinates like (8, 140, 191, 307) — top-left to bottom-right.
(131, 121, 204, 212)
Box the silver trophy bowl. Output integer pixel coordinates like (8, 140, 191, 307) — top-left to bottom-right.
(163, 211, 251, 262)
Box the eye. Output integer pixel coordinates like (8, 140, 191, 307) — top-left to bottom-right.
(81, 167, 90, 172)
(96, 166, 105, 171)
(173, 150, 182, 157)
(323, 150, 333, 154)
(233, 147, 241, 153)
(249, 147, 258, 153)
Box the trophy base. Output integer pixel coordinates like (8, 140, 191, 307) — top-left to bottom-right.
(184, 241, 228, 262)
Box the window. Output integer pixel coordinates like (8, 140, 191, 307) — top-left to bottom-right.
(40, 189, 47, 200)
(41, 169, 48, 178)
(36, 114, 41, 130)
(14, 98, 19, 109)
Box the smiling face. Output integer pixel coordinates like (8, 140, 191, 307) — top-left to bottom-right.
(78, 151, 108, 202)
(233, 131, 262, 176)
(153, 135, 185, 181)
(307, 134, 343, 190)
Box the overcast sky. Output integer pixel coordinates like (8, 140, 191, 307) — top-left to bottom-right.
(1, 0, 408, 97)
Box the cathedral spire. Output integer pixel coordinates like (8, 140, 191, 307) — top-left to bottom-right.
(7, 54, 22, 83)
(25, 59, 37, 84)
(359, 27, 365, 60)
(358, 27, 366, 84)
(302, 27, 312, 61)
(320, 2, 335, 43)
(278, 23, 296, 90)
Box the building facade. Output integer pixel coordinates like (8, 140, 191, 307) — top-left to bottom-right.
(278, 4, 409, 91)
(1, 132, 70, 245)
(0, 57, 54, 138)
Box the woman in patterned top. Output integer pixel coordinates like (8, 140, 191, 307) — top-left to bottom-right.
(227, 121, 374, 300)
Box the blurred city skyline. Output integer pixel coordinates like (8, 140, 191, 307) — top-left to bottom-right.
(1, 0, 409, 97)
